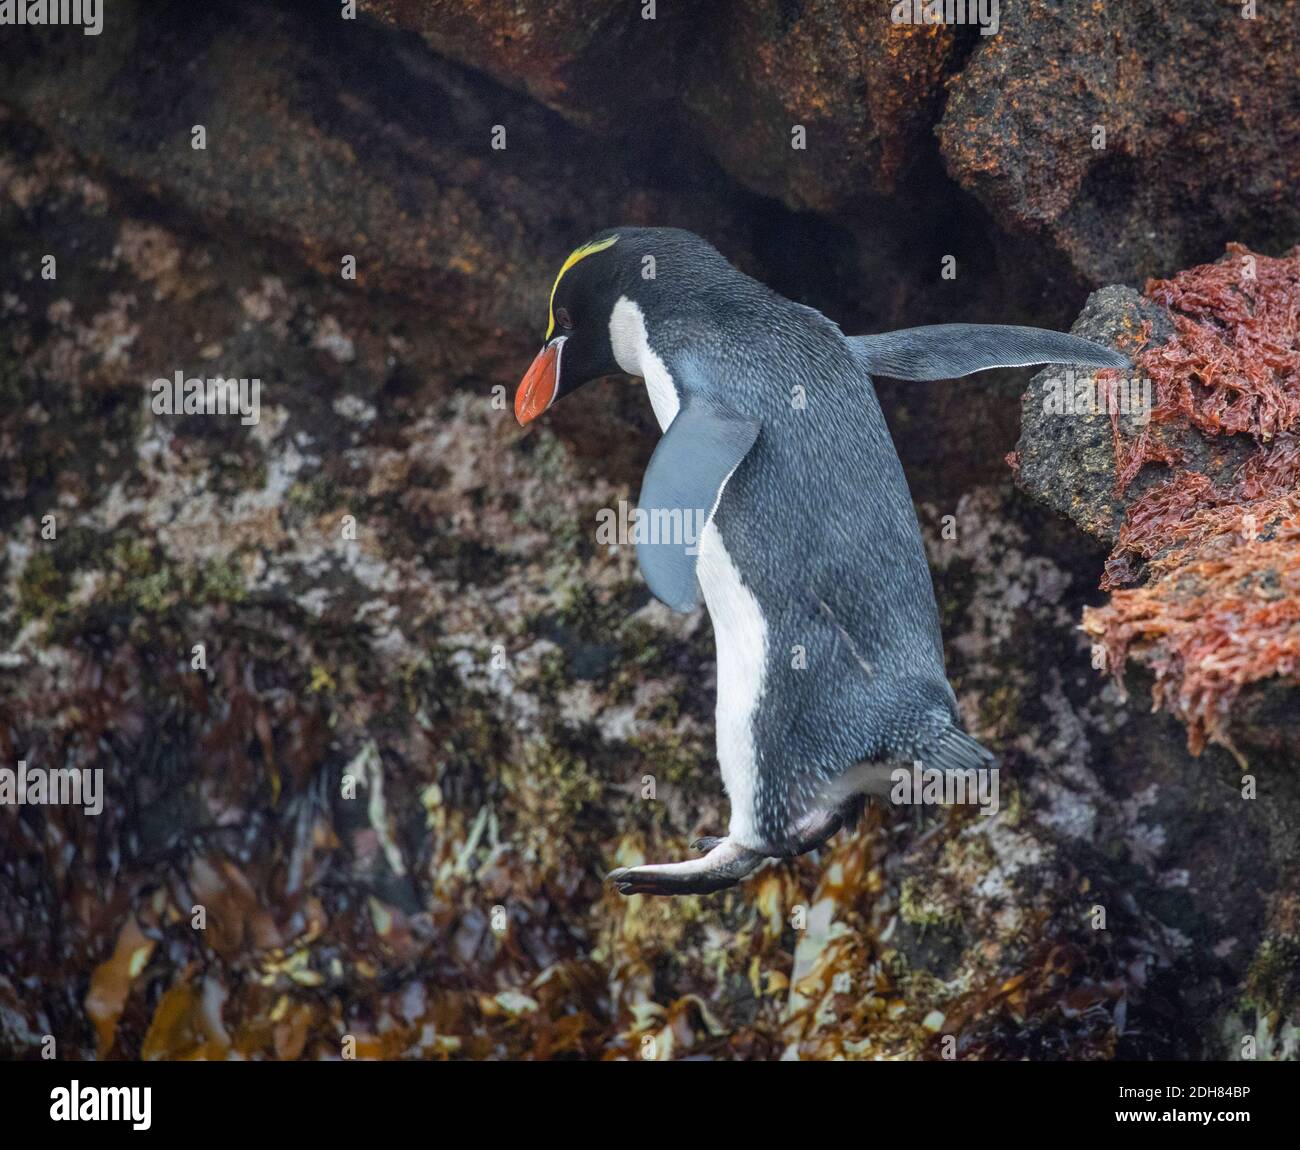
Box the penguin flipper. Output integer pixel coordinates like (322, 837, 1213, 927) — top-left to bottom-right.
(848, 324, 1130, 380)
(635, 397, 760, 613)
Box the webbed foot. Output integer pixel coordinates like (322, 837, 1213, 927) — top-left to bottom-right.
(608, 837, 764, 897)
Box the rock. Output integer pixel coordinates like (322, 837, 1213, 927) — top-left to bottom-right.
(940, 1, 1300, 284)
(681, 1, 956, 211)
(370, 2, 956, 213)
(366, 0, 701, 131)
(1014, 284, 1177, 542)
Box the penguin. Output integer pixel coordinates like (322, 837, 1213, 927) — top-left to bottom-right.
(514, 227, 1129, 896)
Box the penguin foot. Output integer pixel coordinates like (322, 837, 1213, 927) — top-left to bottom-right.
(608, 838, 764, 897)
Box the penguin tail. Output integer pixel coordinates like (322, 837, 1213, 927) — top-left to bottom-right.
(918, 723, 997, 773)
(849, 324, 1130, 381)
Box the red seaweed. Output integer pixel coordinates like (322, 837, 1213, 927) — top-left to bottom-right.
(1087, 246, 1300, 755)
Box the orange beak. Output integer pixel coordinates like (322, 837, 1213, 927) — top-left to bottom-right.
(514, 340, 563, 425)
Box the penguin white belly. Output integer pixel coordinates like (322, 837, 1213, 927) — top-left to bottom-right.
(609, 293, 767, 846)
(696, 519, 768, 849)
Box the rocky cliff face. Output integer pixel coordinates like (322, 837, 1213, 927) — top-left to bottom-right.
(0, 0, 1296, 1060)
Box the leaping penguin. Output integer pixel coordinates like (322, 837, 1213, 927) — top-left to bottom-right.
(514, 227, 1129, 896)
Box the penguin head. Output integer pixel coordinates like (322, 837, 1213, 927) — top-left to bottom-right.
(514, 230, 629, 424)
(514, 228, 721, 424)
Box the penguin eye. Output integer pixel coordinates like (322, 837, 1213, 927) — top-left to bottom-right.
(556, 306, 574, 331)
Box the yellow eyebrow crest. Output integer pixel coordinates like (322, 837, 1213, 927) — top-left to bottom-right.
(546, 234, 620, 339)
